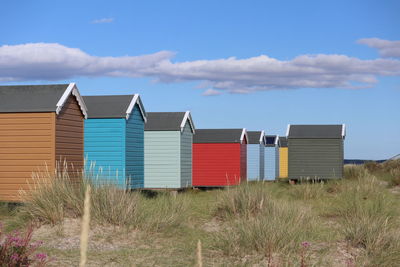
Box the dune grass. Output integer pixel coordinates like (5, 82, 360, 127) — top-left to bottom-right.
(0, 160, 399, 266)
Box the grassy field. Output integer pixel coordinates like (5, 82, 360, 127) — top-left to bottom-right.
(1, 160, 400, 266)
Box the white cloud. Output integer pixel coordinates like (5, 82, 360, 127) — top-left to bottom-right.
(0, 40, 399, 95)
(358, 38, 400, 58)
(91, 18, 114, 24)
(0, 43, 173, 81)
(202, 88, 222, 96)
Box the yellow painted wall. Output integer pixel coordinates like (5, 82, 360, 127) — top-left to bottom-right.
(279, 147, 288, 178)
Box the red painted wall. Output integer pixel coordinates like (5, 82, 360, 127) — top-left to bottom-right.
(193, 143, 246, 186)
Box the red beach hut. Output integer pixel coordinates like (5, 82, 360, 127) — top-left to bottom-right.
(193, 129, 248, 187)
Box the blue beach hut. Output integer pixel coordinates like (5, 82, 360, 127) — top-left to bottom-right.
(83, 94, 147, 189)
(264, 135, 279, 181)
(247, 131, 266, 181)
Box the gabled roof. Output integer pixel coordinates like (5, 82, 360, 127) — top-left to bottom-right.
(247, 131, 266, 145)
(83, 94, 146, 121)
(278, 137, 288, 147)
(0, 83, 87, 118)
(265, 135, 278, 147)
(287, 124, 345, 139)
(145, 111, 195, 133)
(194, 128, 248, 144)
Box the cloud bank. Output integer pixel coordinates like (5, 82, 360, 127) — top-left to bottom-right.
(358, 38, 400, 58)
(0, 39, 399, 94)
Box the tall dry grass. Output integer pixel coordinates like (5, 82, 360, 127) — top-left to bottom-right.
(214, 183, 268, 219)
(213, 183, 326, 261)
(19, 164, 188, 232)
(324, 172, 400, 266)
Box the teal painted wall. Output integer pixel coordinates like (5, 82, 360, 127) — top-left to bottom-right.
(180, 122, 192, 187)
(126, 105, 145, 188)
(84, 118, 126, 187)
(144, 131, 181, 188)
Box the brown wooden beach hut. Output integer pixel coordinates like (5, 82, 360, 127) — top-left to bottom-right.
(0, 83, 87, 201)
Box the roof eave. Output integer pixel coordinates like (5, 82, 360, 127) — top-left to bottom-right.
(126, 94, 147, 122)
(56, 83, 88, 119)
(180, 111, 195, 134)
(240, 128, 248, 144)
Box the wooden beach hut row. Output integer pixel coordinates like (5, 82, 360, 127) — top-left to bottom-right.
(0, 83, 346, 200)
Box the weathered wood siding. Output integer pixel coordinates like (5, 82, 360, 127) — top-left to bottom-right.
(288, 139, 343, 179)
(55, 94, 84, 173)
(0, 112, 55, 201)
(144, 131, 181, 188)
(180, 122, 192, 188)
(126, 104, 145, 189)
(247, 144, 261, 181)
(264, 146, 276, 180)
(279, 147, 288, 178)
(84, 118, 126, 187)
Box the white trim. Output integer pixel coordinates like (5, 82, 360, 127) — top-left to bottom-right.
(126, 94, 147, 122)
(259, 130, 265, 144)
(274, 135, 279, 146)
(56, 83, 88, 119)
(240, 128, 248, 144)
(342, 124, 346, 139)
(180, 111, 195, 133)
(286, 124, 290, 137)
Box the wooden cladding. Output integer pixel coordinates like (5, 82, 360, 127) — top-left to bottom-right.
(0, 112, 55, 201)
(55, 95, 84, 173)
(0, 94, 84, 201)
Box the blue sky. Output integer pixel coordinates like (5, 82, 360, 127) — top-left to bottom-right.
(1, 0, 399, 159)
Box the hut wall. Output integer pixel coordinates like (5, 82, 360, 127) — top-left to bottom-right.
(84, 118, 126, 187)
(247, 144, 260, 181)
(259, 145, 265, 180)
(279, 147, 288, 178)
(240, 142, 247, 182)
(55, 94, 84, 173)
(264, 146, 276, 180)
(0, 112, 55, 201)
(144, 131, 181, 188)
(126, 105, 145, 189)
(288, 138, 343, 179)
(180, 122, 193, 188)
(193, 143, 242, 186)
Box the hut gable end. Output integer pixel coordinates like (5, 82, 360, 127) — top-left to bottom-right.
(55, 94, 84, 172)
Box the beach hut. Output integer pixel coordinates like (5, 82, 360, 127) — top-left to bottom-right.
(193, 129, 248, 187)
(264, 135, 279, 181)
(83, 94, 147, 189)
(247, 131, 265, 181)
(0, 83, 87, 201)
(144, 112, 195, 189)
(287, 124, 346, 180)
(278, 136, 288, 179)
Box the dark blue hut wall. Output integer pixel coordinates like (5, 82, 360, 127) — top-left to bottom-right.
(126, 104, 145, 188)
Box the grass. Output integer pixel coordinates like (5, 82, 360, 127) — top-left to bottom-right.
(0, 160, 399, 266)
